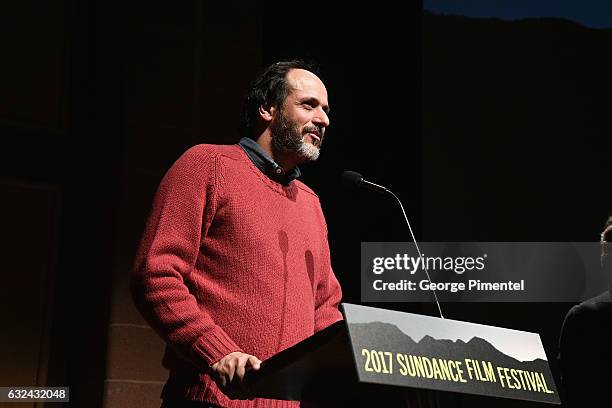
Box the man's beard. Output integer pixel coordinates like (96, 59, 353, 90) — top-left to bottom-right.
(270, 110, 322, 163)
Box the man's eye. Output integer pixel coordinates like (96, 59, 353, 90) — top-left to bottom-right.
(302, 103, 314, 109)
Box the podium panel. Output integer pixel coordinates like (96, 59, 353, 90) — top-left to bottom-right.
(248, 303, 561, 406)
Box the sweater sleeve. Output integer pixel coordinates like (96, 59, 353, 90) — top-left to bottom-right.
(313, 220, 344, 333)
(131, 146, 242, 369)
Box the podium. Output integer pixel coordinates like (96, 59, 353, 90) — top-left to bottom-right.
(247, 303, 561, 406)
(247, 320, 355, 402)
(247, 319, 418, 407)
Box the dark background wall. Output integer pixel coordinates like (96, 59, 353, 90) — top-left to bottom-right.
(421, 9, 612, 408)
(1, 1, 608, 407)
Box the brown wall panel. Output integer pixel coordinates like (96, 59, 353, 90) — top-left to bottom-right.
(0, 180, 60, 388)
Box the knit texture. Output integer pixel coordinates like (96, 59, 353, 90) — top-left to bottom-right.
(132, 144, 343, 407)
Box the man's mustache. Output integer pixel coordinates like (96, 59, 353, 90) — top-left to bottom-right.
(303, 126, 324, 138)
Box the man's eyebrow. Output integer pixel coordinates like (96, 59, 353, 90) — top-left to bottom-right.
(300, 97, 331, 114)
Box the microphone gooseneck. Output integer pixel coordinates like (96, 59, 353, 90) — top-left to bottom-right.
(343, 170, 445, 319)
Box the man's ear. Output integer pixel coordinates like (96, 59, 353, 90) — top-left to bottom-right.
(259, 104, 276, 123)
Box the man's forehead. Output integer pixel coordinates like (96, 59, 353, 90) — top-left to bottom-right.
(286, 69, 327, 95)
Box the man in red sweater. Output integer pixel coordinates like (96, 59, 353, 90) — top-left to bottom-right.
(132, 60, 343, 408)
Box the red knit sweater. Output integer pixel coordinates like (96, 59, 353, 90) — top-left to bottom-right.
(132, 144, 343, 407)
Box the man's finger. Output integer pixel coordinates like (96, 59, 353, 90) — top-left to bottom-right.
(247, 355, 261, 371)
(224, 359, 236, 385)
(242, 356, 260, 400)
(235, 355, 248, 381)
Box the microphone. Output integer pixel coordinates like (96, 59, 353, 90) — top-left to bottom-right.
(342, 171, 389, 194)
(342, 170, 445, 319)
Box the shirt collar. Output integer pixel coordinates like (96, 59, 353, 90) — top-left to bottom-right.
(238, 137, 301, 184)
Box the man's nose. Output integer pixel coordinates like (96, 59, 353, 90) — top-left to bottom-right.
(313, 108, 330, 128)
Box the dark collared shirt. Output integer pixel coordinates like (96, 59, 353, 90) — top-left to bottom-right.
(238, 137, 301, 185)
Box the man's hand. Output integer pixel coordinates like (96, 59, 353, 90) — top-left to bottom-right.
(210, 351, 261, 400)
